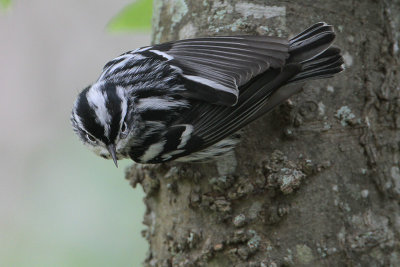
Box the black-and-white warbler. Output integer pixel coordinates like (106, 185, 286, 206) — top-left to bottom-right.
(71, 22, 343, 167)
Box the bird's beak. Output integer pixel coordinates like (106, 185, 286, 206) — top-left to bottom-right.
(107, 144, 118, 168)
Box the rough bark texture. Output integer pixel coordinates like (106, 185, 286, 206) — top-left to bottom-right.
(126, 0, 400, 266)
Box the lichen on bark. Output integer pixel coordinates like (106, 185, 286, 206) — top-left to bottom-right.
(126, 0, 400, 266)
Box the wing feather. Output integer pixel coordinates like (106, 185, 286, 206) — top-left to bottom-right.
(146, 36, 290, 106)
(155, 65, 301, 162)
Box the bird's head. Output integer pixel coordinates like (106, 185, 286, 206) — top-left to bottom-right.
(71, 82, 130, 167)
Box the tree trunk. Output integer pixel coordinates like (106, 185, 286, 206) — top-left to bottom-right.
(126, 0, 400, 266)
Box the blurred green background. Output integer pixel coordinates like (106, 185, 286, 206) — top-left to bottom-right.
(0, 0, 153, 266)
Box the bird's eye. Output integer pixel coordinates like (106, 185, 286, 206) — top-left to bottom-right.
(120, 122, 128, 138)
(121, 122, 127, 133)
(86, 133, 96, 143)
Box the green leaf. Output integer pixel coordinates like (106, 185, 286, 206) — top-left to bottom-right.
(108, 0, 153, 32)
(0, 0, 11, 9)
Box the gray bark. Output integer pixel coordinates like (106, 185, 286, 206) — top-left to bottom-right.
(126, 0, 400, 266)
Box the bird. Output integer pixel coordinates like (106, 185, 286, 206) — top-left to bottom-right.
(71, 22, 343, 167)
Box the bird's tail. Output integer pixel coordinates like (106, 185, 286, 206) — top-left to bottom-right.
(253, 22, 343, 116)
(287, 22, 344, 83)
(289, 47, 344, 83)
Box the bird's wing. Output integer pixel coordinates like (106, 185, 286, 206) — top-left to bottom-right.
(178, 65, 301, 147)
(139, 36, 290, 106)
(131, 64, 301, 163)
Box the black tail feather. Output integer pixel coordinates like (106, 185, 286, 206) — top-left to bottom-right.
(287, 22, 343, 83)
(289, 47, 344, 83)
(253, 24, 343, 116)
(288, 22, 336, 63)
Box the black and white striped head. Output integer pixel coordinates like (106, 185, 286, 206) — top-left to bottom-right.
(71, 82, 129, 166)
